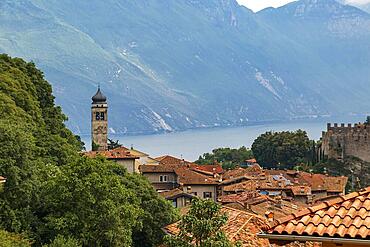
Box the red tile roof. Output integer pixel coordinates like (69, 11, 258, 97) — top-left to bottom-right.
(218, 191, 260, 204)
(163, 206, 269, 246)
(175, 167, 219, 185)
(155, 155, 223, 174)
(159, 188, 194, 200)
(83, 147, 138, 160)
(139, 164, 219, 185)
(246, 158, 257, 163)
(266, 186, 370, 240)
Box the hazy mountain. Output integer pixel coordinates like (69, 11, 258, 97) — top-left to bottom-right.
(0, 0, 369, 135)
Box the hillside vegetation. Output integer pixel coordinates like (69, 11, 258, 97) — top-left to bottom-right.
(0, 54, 177, 246)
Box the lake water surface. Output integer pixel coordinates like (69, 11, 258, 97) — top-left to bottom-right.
(82, 119, 364, 161)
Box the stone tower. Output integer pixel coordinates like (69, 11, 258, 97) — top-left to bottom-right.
(91, 86, 108, 151)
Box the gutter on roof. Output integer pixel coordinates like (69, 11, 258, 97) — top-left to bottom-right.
(258, 233, 370, 245)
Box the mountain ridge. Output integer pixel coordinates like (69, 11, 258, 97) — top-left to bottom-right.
(1, 0, 369, 135)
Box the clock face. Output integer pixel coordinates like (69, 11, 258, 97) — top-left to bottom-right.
(95, 112, 106, 121)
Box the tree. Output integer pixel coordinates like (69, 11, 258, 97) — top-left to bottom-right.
(107, 139, 122, 150)
(44, 235, 81, 247)
(0, 54, 178, 246)
(124, 174, 179, 247)
(251, 130, 312, 169)
(0, 229, 31, 247)
(164, 199, 239, 247)
(36, 157, 142, 247)
(196, 146, 253, 170)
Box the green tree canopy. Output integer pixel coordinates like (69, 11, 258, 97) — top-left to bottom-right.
(0, 54, 178, 246)
(0, 230, 32, 247)
(251, 130, 313, 169)
(196, 146, 253, 170)
(164, 199, 239, 247)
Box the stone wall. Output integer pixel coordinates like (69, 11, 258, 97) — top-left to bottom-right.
(320, 123, 370, 162)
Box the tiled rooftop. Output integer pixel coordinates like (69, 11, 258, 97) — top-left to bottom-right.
(153, 155, 223, 174)
(266, 186, 370, 240)
(83, 147, 139, 159)
(164, 206, 269, 246)
(175, 167, 219, 185)
(159, 188, 194, 200)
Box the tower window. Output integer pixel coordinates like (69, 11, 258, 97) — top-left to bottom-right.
(95, 112, 100, 120)
(100, 112, 105, 121)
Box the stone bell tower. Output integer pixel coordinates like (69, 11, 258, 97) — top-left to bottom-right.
(91, 86, 108, 151)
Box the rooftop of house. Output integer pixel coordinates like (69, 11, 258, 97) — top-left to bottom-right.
(139, 164, 220, 185)
(263, 186, 370, 241)
(83, 147, 139, 160)
(222, 167, 348, 194)
(175, 167, 219, 185)
(119, 146, 150, 157)
(155, 155, 223, 174)
(159, 188, 195, 200)
(218, 191, 260, 204)
(245, 158, 257, 163)
(163, 206, 269, 246)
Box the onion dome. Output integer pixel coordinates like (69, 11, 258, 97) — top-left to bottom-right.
(92, 86, 107, 103)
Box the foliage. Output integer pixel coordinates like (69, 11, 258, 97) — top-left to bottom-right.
(43, 235, 81, 247)
(107, 139, 122, 150)
(0, 55, 178, 246)
(164, 198, 239, 247)
(0, 229, 32, 247)
(251, 130, 313, 169)
(36, 158, 141, 247)
(196, 147, 253, 170)
(125, 174, 179, 247)
(91, 141, 100, 151)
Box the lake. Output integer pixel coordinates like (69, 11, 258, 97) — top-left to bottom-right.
(81, 118, 364, 161)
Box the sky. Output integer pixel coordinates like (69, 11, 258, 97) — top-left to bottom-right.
(236, 0, 370, 12)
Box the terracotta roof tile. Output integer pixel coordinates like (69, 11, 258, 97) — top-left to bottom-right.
(83, 147, 139, 159)
(159, 188, 194, 200)
(267, 186, 370, 240)
(174, 167, 219, 185)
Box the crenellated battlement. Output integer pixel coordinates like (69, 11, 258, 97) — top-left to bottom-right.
(320, 121, 370, 162)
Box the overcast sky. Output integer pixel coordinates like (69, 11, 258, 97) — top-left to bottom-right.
(237, 0, 370, 12)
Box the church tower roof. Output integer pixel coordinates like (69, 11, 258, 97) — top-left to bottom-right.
(92, 86, 107, 103)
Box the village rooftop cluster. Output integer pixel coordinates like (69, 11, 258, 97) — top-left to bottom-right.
(82, 87, 370, 246)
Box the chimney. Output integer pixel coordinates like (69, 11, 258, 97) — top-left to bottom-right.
(187, 186, 192, 193)
(265, 211, 274, 222)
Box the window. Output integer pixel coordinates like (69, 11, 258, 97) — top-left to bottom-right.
(203, 192, 212, 199)
(192, 192, 198, 196)
(100, 112, 105, 120)
(159, 175, 168, 182)
(172, 199, 177, 207)
(95, 112, 100, 120)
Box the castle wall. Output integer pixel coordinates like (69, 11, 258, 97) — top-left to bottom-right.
(321, 123, 370, 162)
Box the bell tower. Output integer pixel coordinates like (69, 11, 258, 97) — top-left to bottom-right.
(91, 86, 108, 151)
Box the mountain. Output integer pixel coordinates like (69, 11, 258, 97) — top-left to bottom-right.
(0, 0, 369, 135)
(338, 0, 370, 13)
